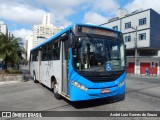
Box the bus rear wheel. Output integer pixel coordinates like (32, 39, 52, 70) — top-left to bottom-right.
(33, 74, 38, 83)
(52, 81, 61, 99)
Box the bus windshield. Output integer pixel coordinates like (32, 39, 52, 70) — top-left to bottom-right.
(73, 37, 125, 72)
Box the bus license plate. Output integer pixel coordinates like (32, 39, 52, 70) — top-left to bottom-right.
(101, 89, 110, 94)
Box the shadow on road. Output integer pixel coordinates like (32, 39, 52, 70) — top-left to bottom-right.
(38, 81, 125, 109)
(64, 94, 125, 109)
(20, 65, 125, 109)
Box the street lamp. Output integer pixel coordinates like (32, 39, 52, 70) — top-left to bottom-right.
(131, 26, 138, 74)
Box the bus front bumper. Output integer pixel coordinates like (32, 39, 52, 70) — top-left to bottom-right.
(70, 81, 126, 101)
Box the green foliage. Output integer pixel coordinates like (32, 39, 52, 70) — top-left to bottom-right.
(0, 33, 26, 71)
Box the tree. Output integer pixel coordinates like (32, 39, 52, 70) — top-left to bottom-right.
(0, 33, 25, 71)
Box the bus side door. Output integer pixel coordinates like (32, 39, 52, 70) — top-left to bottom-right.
(62, 39, 69, 95)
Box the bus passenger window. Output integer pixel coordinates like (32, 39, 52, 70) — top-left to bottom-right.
(32, 50, 38, 61)
(47, 42, 53, 60)
(41, 44, 48, 61)
(42, 52, 47, 61)
(36, 55, 38, 61)
(52, 40, 60, 60)
(47, 51, 52, 60)
(52, 49, 59, 60)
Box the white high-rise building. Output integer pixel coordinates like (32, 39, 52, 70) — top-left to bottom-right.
(33, 13, 62, 47)
(0, 21, 8, 35)
(26, 35, 33, 61)
(42, 13, 51, 25)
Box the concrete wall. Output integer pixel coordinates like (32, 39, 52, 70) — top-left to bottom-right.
(122, 10, 150, 32)
(123, 29, 150, 49)
(0, 74, 24, 82)
(105, 19, 121, 31)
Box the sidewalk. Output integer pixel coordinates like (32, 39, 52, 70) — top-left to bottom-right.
(0, 74, 31, 86)
(0, 65, 32, 86)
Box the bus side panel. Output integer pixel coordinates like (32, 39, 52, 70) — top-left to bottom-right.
(29, 62, 33, 76)
(40, 60, 62, 90)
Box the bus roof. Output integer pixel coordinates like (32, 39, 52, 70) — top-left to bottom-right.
(31, 24, 74, 51)
(31, 23, 121, 51)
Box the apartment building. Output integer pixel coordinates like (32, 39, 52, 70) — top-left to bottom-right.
(0, 21, 8, 35)
(33, 13, 63, 47)
(103, 8, 160, 75)
(25, 35, 33, 61)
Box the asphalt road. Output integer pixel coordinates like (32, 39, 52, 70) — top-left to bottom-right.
(0, 65, 160, 120)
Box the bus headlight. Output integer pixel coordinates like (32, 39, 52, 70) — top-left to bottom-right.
(118, 80, 125, 87)
(72, 81, 88, 91)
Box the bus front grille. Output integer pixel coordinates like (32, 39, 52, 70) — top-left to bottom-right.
(77, 70, 124, 83)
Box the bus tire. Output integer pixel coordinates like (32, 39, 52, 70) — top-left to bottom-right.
(33, 74, 38, 83)
(52, 81, 61, 100)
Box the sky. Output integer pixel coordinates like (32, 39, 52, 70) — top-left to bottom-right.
(0, 0, 160, 41)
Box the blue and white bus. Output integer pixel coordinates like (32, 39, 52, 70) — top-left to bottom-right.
(30, 24, 126, 101)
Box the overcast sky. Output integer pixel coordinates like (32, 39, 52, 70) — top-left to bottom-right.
(0, 0, 160, 40)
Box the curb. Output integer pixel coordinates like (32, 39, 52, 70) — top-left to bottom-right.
(0, 74, 32, 86)
(0, 81, 21, 86)
(0, 74, 24, 82)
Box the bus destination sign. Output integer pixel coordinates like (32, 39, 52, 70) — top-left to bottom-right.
(78, 26, 118, 37)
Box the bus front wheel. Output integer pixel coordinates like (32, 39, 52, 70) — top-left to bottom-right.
(119, 93, 125, 101)
(52, 81, 61, 99)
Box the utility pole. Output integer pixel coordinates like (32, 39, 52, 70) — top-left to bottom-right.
(131, 26, 138, 74)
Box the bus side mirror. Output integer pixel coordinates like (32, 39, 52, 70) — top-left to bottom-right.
(69, 33, 76, 48)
